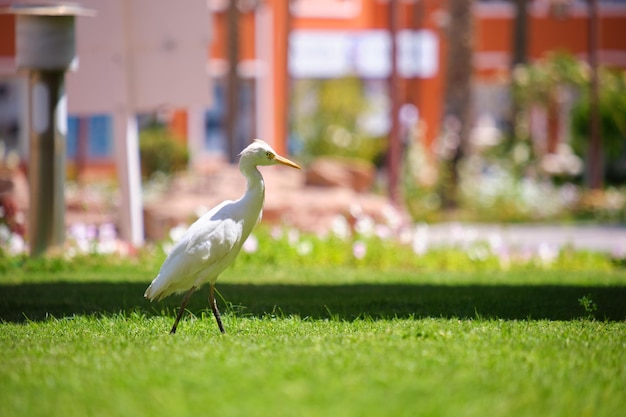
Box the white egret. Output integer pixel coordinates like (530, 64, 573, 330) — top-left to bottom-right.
(144, 139, 301, 334)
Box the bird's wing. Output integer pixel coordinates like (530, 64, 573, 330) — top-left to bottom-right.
(145, 202, 244, 300)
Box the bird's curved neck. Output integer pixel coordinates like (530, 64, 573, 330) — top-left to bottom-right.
(239, 162, 265, 205)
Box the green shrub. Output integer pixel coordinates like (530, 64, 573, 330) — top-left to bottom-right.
(139, 126, 189, 179)
(291, 77, 387, 166)
(570, 69, 626, 185)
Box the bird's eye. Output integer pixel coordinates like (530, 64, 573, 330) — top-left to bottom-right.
(266, 151, 274, 160)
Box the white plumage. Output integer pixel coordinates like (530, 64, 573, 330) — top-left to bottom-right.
(145, 139, 301, 334)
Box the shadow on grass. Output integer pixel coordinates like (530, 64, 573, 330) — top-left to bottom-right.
(1, 282, 625, 323)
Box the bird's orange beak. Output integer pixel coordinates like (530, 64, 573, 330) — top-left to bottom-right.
(274, 154, 301, 170)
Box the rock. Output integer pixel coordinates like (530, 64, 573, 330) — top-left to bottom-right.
(305, 157, 375, 192)
(111, 157, 401, 242)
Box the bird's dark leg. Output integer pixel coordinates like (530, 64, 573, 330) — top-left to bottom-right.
(170, 286, 197, 334)
(209, 284, 226, 334)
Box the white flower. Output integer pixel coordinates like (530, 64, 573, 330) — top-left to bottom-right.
(68, 223, 90, 253)
(288, 228, 300, 246)
(412, 223, 429, 255)
(243, 234, 259, 253)
(375, 224, 392, 240)
(487, 233, 504, 253)
(331, 215, 350, 240)
(8, 233, 25, 255)
(468, 245, 489, 261)
(354, 215, 375, 237)
(296, 240, 313, 256)
(99, 223, 117, 240)
(169, 224, 188, 243)
(352, 240, 367, 260)
(537, 243, 559, 267)
(271, 226, 283, 240)
(69, 223, 88, 241)
(398, 226, 413, 245)
(86, 224, 98, 242)
(96, 223, 118, 254)
(382, 204, 402, 230)
(349, 203, 363, 219)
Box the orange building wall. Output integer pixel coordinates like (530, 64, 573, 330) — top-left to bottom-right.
(476, 17, 512, 52)
(0, 15, 15, 57)
(268, 0, 290, 156)
(531, 15, 590, 58)
(6, 1, 625, 173)
(209, 10, 226, 59)
(239, 10, 256, 61)
(245, 0, 449, 152)
(411, 0, 447, 151)
(602, 17, 626, 51)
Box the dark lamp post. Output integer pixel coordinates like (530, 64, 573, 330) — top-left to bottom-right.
(1, 4, 93, 256)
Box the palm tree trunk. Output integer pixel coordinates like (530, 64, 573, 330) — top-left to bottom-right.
(442, 0, 474, 208)
(509, 0, 528, 140)
(226, 0, 240, 163)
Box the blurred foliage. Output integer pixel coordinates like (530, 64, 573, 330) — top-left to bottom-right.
(459, 161, 576, 222)
(512, 51, 587, 106)
(233, 225, 620, 272)
(513, 51, 626, 186)
(402, 126, 443, 222)
(572, 188, 626, 223)
(139, 125, 189, 179)
(571, 69, 626, 184)
(291, 77, 387, 166)
(404, 52, 626, 223)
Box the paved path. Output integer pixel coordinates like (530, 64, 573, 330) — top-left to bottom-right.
(422, 223, 626, 255)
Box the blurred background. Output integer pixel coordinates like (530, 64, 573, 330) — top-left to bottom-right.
(0, 0, 625, 255)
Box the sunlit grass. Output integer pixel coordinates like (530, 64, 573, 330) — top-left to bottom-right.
(1, 247, 625, 417)
(1, 312, 625, 417)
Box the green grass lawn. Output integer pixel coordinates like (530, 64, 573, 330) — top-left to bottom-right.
(1, 257, 625, 417)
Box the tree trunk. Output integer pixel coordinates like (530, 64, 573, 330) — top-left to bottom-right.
(511, 0, 528, 68)
(388, 0, 401, 205)
(509, 0, 529, 139)
(442, 0, 474, 208)
(587, 0, 603, 189)
(226, 0, 240, 163)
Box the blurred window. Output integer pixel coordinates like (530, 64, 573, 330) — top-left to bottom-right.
(204, 78, 256, 155)
(291, 0, 361, 18)
(67, 115, 113, 160)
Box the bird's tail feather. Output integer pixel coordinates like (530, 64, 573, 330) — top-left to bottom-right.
(144, 284, 155, 300)
(144, 275, 163, 301)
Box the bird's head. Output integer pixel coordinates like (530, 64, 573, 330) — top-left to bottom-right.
(239, 139, 301, 169)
